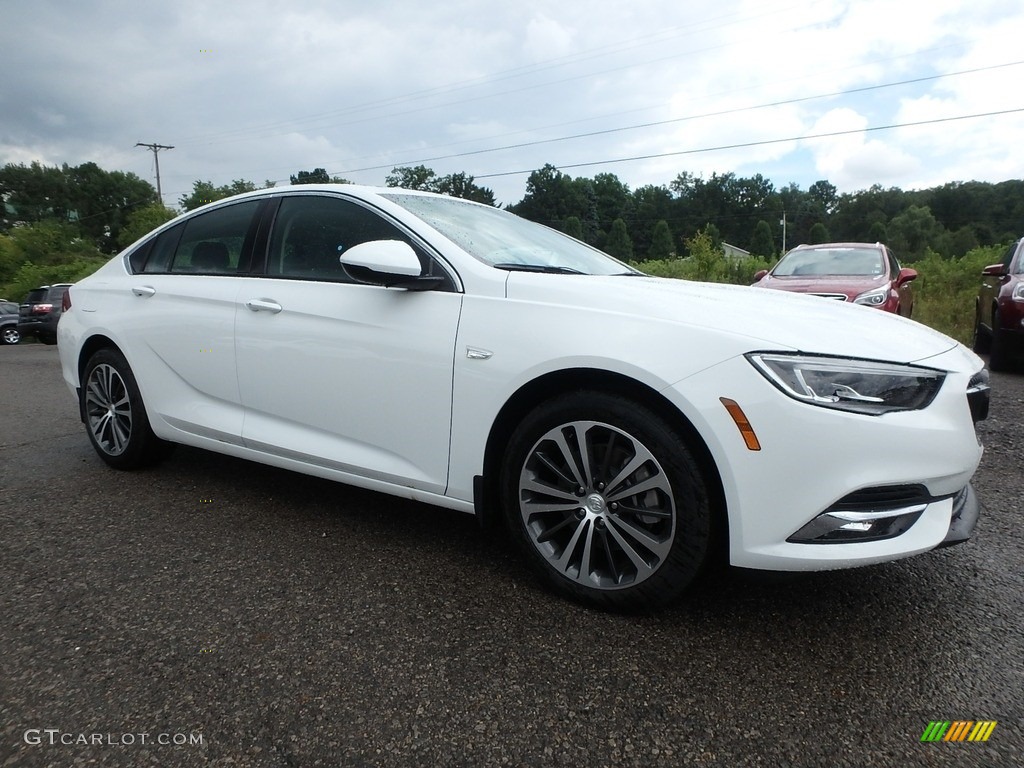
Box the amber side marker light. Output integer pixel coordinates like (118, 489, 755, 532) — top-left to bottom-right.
(720, 398, 761, 451)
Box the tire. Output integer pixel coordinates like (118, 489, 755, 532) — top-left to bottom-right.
(81, 348, 172, 469)
(500, 391, 712, 611)
(972, 306, 991, 354)
(989, 309, 1010, 372)
(1, 325, 19, 345)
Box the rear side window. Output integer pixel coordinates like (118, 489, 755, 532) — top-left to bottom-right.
(48, 286, 68, 306)
(141, 223, 185, 274)
(168, 200, 261, 274)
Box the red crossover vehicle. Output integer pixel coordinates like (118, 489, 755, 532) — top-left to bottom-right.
(973, 237, 1024, 371)
(751, 242, 917, 317)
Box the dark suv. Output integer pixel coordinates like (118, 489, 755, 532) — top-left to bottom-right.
(974, 237, 1024, 370)
(1, 299, 20, 345)
(19, 284, 72, 345)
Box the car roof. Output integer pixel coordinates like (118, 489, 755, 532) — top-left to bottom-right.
(789, 242, 886, 252)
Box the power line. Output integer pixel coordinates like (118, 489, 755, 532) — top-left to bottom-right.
(474, 107, 1024, 179)
(331, 60, 1024, 176)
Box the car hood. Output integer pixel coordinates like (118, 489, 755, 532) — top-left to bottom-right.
(505, 273, 959, 365)
(753, 273, 886, 298)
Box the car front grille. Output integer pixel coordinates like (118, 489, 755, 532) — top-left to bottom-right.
(808, 293, 848, 301)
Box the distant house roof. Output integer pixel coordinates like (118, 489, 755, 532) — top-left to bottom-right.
(722, 242, 750, 259)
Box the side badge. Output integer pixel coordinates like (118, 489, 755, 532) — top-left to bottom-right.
(466, 346, 493, 360)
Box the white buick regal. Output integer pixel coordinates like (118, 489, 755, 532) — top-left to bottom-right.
(58, 185, 989, 610)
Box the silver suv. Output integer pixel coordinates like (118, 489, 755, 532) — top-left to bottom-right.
(1, 299, 20, 344)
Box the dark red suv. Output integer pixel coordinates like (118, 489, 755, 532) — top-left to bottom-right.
(974, 237, 1024, 371)
(751, 242, 917, 317)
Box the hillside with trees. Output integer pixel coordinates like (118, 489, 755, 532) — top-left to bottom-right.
(2, 159, 1021, 343)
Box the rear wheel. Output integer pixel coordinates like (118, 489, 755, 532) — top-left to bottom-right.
(501, 391, 712, 611)
(82, 348, 172, 469)
(1, 326, 19, 345)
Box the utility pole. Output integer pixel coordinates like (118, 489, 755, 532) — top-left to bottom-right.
(779, 210, 787, 255)
(135, 142, 174, 203)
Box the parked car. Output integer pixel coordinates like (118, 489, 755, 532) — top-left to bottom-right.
(58, 186, 988, 610)
(751, 242, 917, 317)
(19, 284, 72, 344)
(1, 299, 21, 345)
(973, 237, 1024, 371)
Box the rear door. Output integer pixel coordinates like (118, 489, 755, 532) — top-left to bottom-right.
(119, 199, 265, 443)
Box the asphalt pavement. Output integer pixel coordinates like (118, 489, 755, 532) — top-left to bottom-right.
(1, 344, 1021, 767)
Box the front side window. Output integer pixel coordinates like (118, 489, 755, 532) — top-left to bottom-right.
(167, 200, 261, 274)
(266, 195, 451, 288)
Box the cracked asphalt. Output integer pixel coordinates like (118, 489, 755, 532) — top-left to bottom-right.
(1, 344, 1021, 767)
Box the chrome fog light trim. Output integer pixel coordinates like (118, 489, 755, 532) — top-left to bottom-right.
(788, 503, 927, 544)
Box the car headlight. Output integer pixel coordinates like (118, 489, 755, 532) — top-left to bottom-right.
(853, 286, 889, 306)
(1013, 281, 1024, 302)
(746, 353, 945, 415)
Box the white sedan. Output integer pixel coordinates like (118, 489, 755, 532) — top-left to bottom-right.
(58, 185, 989, 610)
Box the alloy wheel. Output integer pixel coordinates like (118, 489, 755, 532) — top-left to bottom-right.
(518, 420, 676, 590)
(85, 363, 133, 456)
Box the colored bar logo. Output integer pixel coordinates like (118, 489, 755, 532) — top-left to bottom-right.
(921, 721, 997, 742)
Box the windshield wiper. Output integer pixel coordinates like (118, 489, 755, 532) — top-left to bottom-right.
(492, 263, 586, 275)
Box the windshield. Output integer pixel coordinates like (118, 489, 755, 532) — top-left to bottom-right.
(383, 193, 637, 276)
(772, 247, 885, 277)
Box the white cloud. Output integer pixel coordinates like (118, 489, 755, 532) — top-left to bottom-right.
(2, 0, 1024, 205)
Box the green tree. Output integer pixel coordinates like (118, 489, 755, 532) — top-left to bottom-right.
(290, 168, 331, 184)
(605, 218, 633, 261)
(749, 220, 775, 257)
(179, 179, 259, 211)
(648, 220, 674, 260)
(117, 204, 177, 249)
(809, 222, 830, 244)
(563, 216, 583, 240)
(436, 172, 496, 205)
(509, 164, 591, 228)
(868, 221, 888, 243)
(888, 204, 942, 259)
(386, 165, 439, 191)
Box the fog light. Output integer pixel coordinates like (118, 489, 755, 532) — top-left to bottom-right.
(788, 504, 926, 543)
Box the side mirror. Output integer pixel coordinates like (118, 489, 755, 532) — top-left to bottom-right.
(895, 267, 918, 286)
(981, 263, 1007, 277)
(752, 269, 768, 282)
(340, 240, 443, 291)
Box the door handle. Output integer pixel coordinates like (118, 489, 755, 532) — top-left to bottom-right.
(245, 298, 283, 314)
(131, 286, 156, 297)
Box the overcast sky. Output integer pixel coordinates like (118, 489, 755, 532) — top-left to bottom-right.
(2, 0, 1023, 208)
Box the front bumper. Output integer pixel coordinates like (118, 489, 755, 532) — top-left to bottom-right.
(937, 483, 980, 548)
(665, 347, 985, 572)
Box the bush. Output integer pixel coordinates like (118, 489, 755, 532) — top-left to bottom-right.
(635, 228, 771, 285)
(909, 245, 1003, 344)
(2, 258, 106, 302)
(632, 231, 1000, 344)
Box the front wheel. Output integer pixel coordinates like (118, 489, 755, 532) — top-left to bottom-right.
(989, 309, 1011, 371)
(82, 348, 172, 469)
(1, 326, 19, 345)
(500, 391, 712, 611)
(972, 306, 991, 354)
